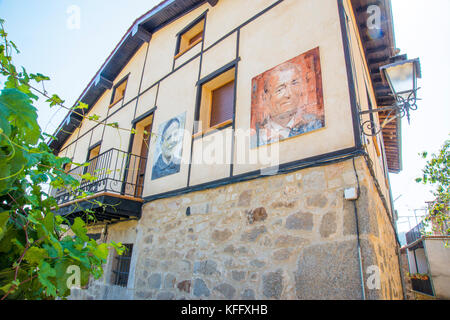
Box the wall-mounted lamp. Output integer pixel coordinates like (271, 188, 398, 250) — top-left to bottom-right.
(360, 56, 422, 136)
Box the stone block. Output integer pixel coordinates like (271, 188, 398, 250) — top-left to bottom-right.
(214, 283, 236, 299)
(190, 203, 210, 215)
(211, 229, 232, 242)
(306, 194, 328, 208)
(241, 289, 256, 300)
(164, 273, 176, 289)
(238, 190, 252, 207)
(285, 212, 313, 231)
(320, 212, 337, 238)
(148, 273, 162, 289)
(247, 207, 268, 224)
(271, 200, 297, 209)
(272, 248, 292, 261)
(193, 278, 210, 297)
(303, 170, 326, 191)
(194, 260, 219, 275)
(250, 259, 266, 268)
(262, 269, 283, 299)
(143, 234, 153, 244)
(231, 270, 246, 281)
(294, 241, 361, 299)
(156, 291, 175, 300)
(177, 280, 191, 293)
(135, 291, 152, 300)
(240, 226, 267, 242)
(274, 235, 308, 248)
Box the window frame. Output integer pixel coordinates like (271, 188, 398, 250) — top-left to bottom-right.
(83, 141, 102, 177)
(109, 75, 129, 108)
(111, 243, 133, 287)
(174, 13, 206, 59)
(193, 60, 238, 138)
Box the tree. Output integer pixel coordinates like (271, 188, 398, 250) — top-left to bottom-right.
(0, 19, 124, 299)
(416, 136, 450, 244)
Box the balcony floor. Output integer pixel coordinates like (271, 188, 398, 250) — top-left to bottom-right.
(55, 192, 143, 223)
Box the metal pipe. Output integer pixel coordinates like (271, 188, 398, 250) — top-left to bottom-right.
(352, 158, 366, 300)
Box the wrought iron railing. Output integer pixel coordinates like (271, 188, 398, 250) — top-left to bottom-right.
(406, 222, 425, 245)
(53, 148, 147, 205)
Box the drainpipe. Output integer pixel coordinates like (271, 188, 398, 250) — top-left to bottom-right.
(350, 158, 366, 300)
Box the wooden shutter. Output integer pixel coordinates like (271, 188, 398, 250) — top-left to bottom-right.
(189, 30, 203, 45)
(210, 80, 234, 127)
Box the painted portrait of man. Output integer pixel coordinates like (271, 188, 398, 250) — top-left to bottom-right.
(250, 47, 324, 148)
(151, 112, 186, 180)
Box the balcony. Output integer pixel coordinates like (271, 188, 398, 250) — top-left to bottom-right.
(405, 221, 425, 245)
(53, 148, 147, 222)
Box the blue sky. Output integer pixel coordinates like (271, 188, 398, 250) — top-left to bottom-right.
(0, 0, 448, 232)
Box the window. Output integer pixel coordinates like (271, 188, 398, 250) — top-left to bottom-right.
(175, 17, 205, 58)
(88, 144, 101, 161)
(63, 162, 72, 173)
(110, 78, 128, 106)
(194, 67, 235, 136)
(210, 80, 234, 127)
(84, 143, 101, 177)
(130, 114, 153, 197)
(111, 244, 133, 287)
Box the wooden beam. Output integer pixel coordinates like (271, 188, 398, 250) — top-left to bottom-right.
(95, 75, 113, 90)
(366, 45, 388, 55)
(133, 25, 152, 43)
(207, 0, 219, 6)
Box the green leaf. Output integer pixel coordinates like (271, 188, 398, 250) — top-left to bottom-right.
(38, 261, 56, 297)
(71, 218, 89, 242)
(0, 88, 40, 145)
(107, 122, 119, 129)
(0, 210, 10, 241)
(24, 246, 47, 265)
(30, 73, 49, 83)
(91, 243, 109, 260)
(0, 283, 12, 294)
(45, 94, 64, 107)
(75, 102, 88, 110)
(80, 172, 97, 182)
(88, 114, 99, 121)
(9, 41, 20, 54)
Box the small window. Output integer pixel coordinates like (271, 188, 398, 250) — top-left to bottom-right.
(110, 78, 127, 106)
(111, 244, 133, 287)
(175, 18, 205, 58)
(194, 68, 235, 136)
(210, 80, 234, 127)
(63, 162, 72, 173)
(84, 143, 101, 177)
(88, 144, 101, 161)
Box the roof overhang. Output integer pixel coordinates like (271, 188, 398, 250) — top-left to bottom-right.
(48, 0, 214, 153)
(350, 0, 403, 173)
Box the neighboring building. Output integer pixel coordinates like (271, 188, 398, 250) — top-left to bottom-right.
(401, 208, 450, 299)
(50, 0, 408, 300)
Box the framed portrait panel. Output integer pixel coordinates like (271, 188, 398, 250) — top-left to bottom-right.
(151, 112, 186, 180)
(250, 47, 324, 148)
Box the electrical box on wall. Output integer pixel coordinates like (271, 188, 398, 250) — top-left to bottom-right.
(344, 187, 358, 200)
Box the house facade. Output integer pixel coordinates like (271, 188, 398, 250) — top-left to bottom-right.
(50, 0, 407, 300)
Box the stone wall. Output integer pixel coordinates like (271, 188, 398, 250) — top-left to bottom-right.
(123, 156, 404, 300)
(399, 247, 414, 300)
